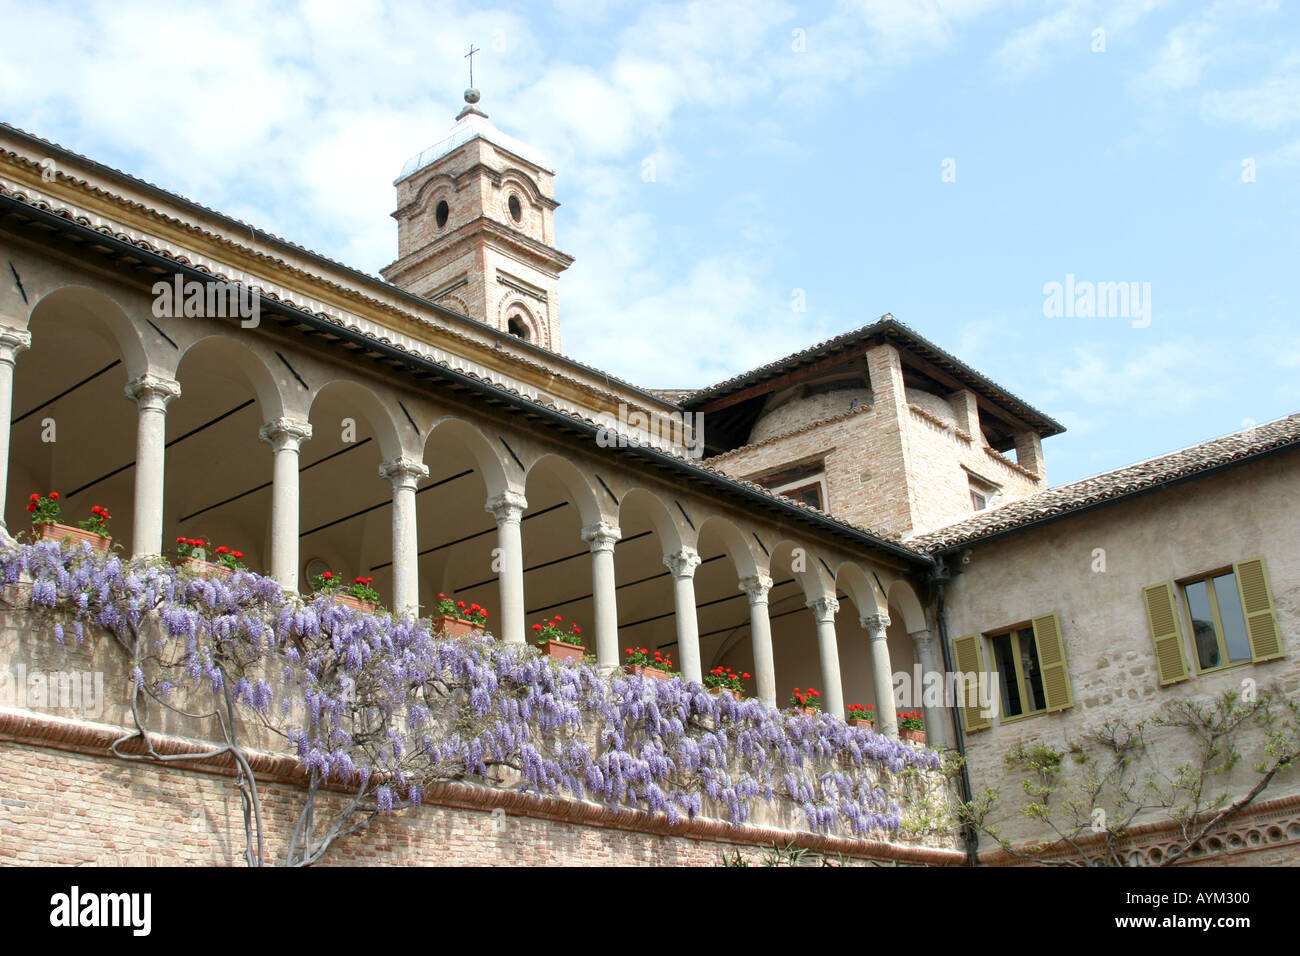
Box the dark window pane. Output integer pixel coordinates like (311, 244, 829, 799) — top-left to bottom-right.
(991, 633, 1022, 717)
(1186, 580, 1219, 669)
(1018, 627, 1046, 713)
(1212, 573, 1252, 663)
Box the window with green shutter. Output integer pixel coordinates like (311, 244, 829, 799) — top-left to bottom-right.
(951, 633, 992, 734)
(1171, 558, 1284, 674)
(1143, 582, 1190, 686)
(984, 613, 1073, 720)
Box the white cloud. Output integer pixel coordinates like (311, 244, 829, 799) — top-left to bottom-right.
(1202, 54, 1300, 129)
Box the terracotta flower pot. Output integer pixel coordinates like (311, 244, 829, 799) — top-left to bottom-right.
(709, 686, 742, 700)
(624, 665, 667, 681)
(182, 557, 234, 578)
(847, 718, 874, 729)
(900, 728, 927, 745)
(538, 639, 584, 663)
(35, 522, 111, 553)
(331, 592, 377, 614)
(431, 615, 478, 638)
(792, 706, 820, 717)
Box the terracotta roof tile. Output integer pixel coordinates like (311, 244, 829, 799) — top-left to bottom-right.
(680, 314, 1064, 437)
(912, 414, 1300, 551)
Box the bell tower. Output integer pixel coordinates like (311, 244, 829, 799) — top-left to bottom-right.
(382, 86, 573, 351)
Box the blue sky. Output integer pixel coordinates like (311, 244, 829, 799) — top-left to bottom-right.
(3, 0, 1298, 486)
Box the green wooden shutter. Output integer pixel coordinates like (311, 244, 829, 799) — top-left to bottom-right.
(1143, 582, 1189, 685)
(1030, 612, 1073, 712)
(1235, 558, 1283, 663)
(951, 633, 992, 733)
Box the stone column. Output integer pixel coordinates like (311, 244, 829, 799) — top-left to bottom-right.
(663, 549, 703, 684)
(259, 418, 312, 591)
(379, 457, 428, 617)
(485, 491, 527, 644)
(808, 595, 844, 720)
(861, 613, 898, 738)
(581, 522, 621, 672)
(0, 327, 32, 543)
(910, 628, 949, 750)
(124, 374, 181, 558)
(739, 574, 776, 705)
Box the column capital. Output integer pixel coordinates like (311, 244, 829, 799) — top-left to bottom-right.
(0, 326, 32, 364)
(909, 627, 936, 650)
(379, 457, 429, 490)
(485, 490, 527, 524)
(807, 595, 840, 623)
(580, 521, 621, 554)
(860, 612, 891, 638)
(663, 548, 702, 579)
(125, 373, 182, 411)
(259, 417, 312, 452)
(738, 573, 773, 603)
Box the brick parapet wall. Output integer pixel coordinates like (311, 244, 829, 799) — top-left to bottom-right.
(0, 708, 964, 867)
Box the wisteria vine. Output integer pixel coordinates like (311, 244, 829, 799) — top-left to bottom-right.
(3, 541, 942, 865)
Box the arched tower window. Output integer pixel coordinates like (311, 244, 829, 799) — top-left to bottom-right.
(435, 200, 449, 228)
(507, 314, 530, 340)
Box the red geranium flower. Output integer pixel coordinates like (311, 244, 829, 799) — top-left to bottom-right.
(49, 492, 58, 500)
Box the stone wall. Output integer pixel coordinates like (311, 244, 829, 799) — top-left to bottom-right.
(943, 450, 1300, 853)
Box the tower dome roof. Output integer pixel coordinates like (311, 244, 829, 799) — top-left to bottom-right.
(396, 103, 552, 183)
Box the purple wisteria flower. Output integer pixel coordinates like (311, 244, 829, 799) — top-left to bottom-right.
(2, 542, 943, 839)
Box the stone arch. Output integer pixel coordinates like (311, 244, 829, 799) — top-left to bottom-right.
(834, 561, 888, 620)
(616, 487, 685, 558)
(175, 332, 289, 422)
(768, 538, 834, 603)
(307, 378, 407, 463)
(27, 284, 153, 380)
(886, 578, 928, 634)
(410, 172, 458, 217)
(167, 334, 290, 570)
(694, 514, 761, 580)
(11, 285, 144, 543)
(499, 168, 545, 205)
(423, 416, 513, 500)
(495, 290, 547, 348)
(502, 300, 537, 342)
(524, 453, 604, 528)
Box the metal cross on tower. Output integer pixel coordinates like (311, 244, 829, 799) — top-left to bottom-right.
(465, 43, 480, 88)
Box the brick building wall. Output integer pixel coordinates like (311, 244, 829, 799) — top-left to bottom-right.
(0, 721, 961, 867)
(704, 343, 1044, 539)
